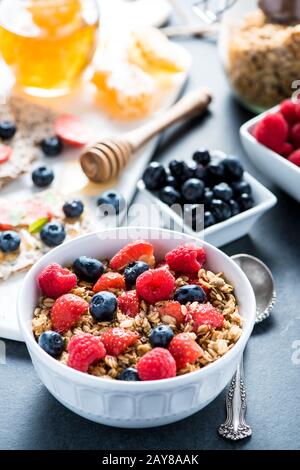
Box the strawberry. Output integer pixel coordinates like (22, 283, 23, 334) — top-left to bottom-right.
(187, 302, 224, 331)
(0, 144, 12, 164)
(109, 240, 155, 271)
(93, 272, 125, 293)
(156, 300, 184, 326)
(67, 334, 106, 372)
(136, 268, 175, 303)
(165, 244, 206, 274)
(100, 327, 139, 356)
(137, 348, 176, 380)
(54, 114, 91, 146)
(51, 293, 89, 333)
(118, 290, 140, 317)
(168, 333, 203, 370)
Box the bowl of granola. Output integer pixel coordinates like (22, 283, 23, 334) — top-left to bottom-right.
(18, 227, 256, 428)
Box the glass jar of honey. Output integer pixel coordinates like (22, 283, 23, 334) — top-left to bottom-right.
(0, 0, 99, 96)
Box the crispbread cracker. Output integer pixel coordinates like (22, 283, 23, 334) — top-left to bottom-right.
(0, 95, 58, 188)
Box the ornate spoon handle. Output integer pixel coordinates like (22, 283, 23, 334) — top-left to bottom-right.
(218, 357, 252, 440)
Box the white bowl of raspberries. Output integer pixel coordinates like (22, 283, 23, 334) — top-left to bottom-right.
(240, 98, 300, 202)
(18, 227, 256, 428)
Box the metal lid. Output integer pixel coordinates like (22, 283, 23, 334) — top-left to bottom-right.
(259, 0, 300, 23)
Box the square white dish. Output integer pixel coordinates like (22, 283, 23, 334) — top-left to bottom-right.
(240, 105, 300, 203)
(137, 152, 277, 247)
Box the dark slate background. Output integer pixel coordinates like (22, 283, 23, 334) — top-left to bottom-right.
(1, 25, 300, 451)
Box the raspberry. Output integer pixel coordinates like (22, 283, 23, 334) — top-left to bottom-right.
(118, 290, 140, 317)
(136, 268, 175, 303)
(93, 272, 125, 293)
(38, 263, 77, 298)
(67, 334, 106, 372)
(109, 240, 155, 271)
(187, 302, 224, 331)
(156, 300, 184, 326)
(168, 333, 203, 370)
(280, 142, 294, 157)
(137, 348, 176, 380)
(290, 122, 300, 148)
(100, 327, 139, 356)
(51, 294, 89, 333)
(280, 99, 299, 124)
(288, 149, 300, 167)
(165, 244, 206, 274)
(254, 113, 288, 153)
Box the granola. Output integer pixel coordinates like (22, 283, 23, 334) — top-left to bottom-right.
(32, 242, 243, 381)
(225, 10, 300, 110)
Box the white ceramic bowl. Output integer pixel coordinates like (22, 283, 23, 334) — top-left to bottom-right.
(240, 105, 300, 203)
(138, 152, 277, 247)
(18, 227, 256, 428)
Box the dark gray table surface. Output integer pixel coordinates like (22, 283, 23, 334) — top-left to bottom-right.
(1, 35, 300, 451)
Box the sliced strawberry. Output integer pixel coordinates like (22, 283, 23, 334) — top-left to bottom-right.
(0, 145, 12, 164)
(187, 302, 224, 331)
(156, 300, 184, 326)
(118, 290, 140, 317)
(93, 272, 125, 293)
(109, 240, 155, 271)
(54, 114, 91, 146)
(100, 327, 139, 356)
(22, 200, 53, 226)
(168, 333, 203, 370)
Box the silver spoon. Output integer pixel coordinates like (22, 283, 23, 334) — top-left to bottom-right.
(218, 254, 276, 441)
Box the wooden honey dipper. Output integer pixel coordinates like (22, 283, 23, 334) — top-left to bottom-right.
(80, 88, 212, 183)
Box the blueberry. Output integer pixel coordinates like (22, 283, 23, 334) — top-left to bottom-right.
(142, 162, 167, 190)
(231, 180, 252, 196)
(149, 325, 174, 348)
(181, 178, 205, 203)
(40, 222, 66, 247)
(204, 211, 216, 228)
(166, 175, 177, 188)
(223, 156, 244, 182)
(38, 331, 64, 357)
(191, 163, 206, 180)
(97, 190, 125, 215)
(32, 166, 54, 187)
(124, 261, 149, 286)
(237, 193, 254, 212)
(73, 256, 105, 281)
(228, 199, 240, 216)
(192, 148, 211, 166)
(0, 231, 21, 253)
(90, 292, 117, 322)
(63, 200, 84, 218)
(169, 160, 185, 181)
(206, 161, 225, 184)
(174, 284, 206, 304)
(210, 199, 232, 222)
(117, 368, 140, 381)
(213, 182, 233, 202)
(0, 120, 16, 139)
(203, 188, 213, 206)
(169, 160, 193, 183)
(41, 136, 63, 156)
(159, 186, 181, 206)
